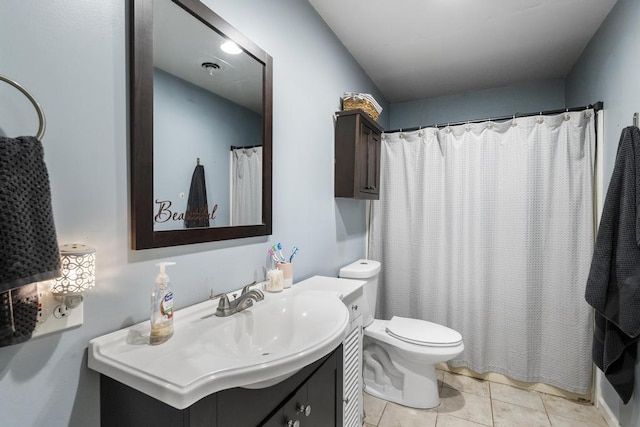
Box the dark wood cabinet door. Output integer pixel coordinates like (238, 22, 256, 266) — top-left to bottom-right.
(357, 123, 381, 197)
(261, 410, 284, 427)
(261, 385, 307, 427)
(305, 350, 340, 427)
(334, 109, 383, 200)
(261, 354, 338, 427)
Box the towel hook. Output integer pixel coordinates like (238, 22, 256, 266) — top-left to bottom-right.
(0, 74, 46, 140)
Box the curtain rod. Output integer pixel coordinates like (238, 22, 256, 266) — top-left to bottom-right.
(230, 144, 262, 151)
(385, 101, 604, 134)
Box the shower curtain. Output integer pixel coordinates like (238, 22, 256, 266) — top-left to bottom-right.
(231, 146, 262, 226)
(369, 111, 596, 393)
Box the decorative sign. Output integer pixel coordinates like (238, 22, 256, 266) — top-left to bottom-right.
(154, 199, 218, 223)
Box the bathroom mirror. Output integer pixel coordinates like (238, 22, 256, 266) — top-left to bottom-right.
(130, 0, 273, 249)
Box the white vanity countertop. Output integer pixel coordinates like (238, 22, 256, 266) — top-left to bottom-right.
(291, 275, 365, 302)
(88, 280, 350, 410)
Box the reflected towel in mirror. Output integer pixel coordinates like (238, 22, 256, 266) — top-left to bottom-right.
(184, 163, 210, 228)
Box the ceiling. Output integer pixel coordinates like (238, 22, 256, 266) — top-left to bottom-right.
(308, 0, 617, 103)
(154, 0, 263, 112)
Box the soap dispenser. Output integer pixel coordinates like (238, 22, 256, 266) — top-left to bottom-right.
(150, 262, 175, 345)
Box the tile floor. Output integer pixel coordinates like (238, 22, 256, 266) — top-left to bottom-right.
(363, 370, 608, 427)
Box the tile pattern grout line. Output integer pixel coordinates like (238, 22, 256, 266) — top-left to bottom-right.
(364, 370, 608, 427)
(488, 380, 494, 426)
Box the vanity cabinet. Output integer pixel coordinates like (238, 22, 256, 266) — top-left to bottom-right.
(334, 109, 383, 200)
(263, 350, 340, 426)
(100, 346, 344, 427)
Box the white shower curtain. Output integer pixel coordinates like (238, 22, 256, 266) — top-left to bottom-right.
(231, 147, 262, 225)
(369, 111, 596, 393)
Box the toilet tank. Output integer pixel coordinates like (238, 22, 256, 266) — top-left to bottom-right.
(339, 259, 381, 327)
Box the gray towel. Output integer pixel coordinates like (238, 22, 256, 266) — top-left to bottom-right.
(0, 283, 39, 347)
(585, 126, 640, 404)
(0, 136, 60, 291)
(184, 164, 210, 228)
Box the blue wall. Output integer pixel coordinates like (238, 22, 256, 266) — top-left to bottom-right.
(0, 0, 388, 426)
(566, 0, 640, 425)
(389, 79, 566, 130)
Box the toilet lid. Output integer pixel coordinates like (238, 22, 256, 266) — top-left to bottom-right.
(386, 316, 463, 347)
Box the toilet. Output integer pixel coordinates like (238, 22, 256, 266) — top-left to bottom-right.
(339, 259, 464, 409)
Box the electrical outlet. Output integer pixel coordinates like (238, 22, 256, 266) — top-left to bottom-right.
(32, 282, 83, 338)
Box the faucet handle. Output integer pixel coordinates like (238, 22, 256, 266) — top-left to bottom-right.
(215, 294, 232, 317)
(241, 281, 257, 295)
(217, 294, 231, 309)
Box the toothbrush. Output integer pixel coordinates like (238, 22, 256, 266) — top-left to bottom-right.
(276, 242, 285, 261)
(271, 244, 285, 262)
(289, 246, 299, 263)
(268, 248, 280, 263)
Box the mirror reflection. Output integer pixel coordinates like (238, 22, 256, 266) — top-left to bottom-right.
(152, 0, 263, 231)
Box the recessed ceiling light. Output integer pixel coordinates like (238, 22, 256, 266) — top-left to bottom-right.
(220, 41, 242, 55)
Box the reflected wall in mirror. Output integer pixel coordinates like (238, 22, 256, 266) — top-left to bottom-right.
(131, 0, 272, 249)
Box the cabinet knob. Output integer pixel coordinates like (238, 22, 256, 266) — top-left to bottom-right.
(286, 420, 300, 427)
(297, 404, 312, 417)
(352, 304, 358, 311)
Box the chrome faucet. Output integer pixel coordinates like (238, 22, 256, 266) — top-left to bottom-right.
(215, 282, 264, 317)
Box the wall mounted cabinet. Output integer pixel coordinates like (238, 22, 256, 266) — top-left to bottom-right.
(334, 109, 383, 200)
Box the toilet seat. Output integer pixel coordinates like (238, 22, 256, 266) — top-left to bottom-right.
(385, 316, 462, 347)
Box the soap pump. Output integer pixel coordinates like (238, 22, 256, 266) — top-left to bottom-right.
(150, 262, 175, 345)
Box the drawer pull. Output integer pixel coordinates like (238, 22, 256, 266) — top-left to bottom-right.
(297, 404, 312, 417)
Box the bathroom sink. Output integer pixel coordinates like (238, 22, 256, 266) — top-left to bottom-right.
(88, 290, 349, 409)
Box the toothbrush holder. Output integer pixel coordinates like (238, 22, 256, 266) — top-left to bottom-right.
(275, 262, 293, 288)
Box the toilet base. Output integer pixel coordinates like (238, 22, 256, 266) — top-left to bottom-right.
(363, 351, 441, 409)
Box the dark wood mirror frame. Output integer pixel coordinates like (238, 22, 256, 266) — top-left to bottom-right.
(130, 0, 273, 249)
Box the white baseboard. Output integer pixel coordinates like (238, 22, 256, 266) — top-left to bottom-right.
(597, 394, 620, 427)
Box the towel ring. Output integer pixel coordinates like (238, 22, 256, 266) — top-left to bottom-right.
(0, 74, 46, 140)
